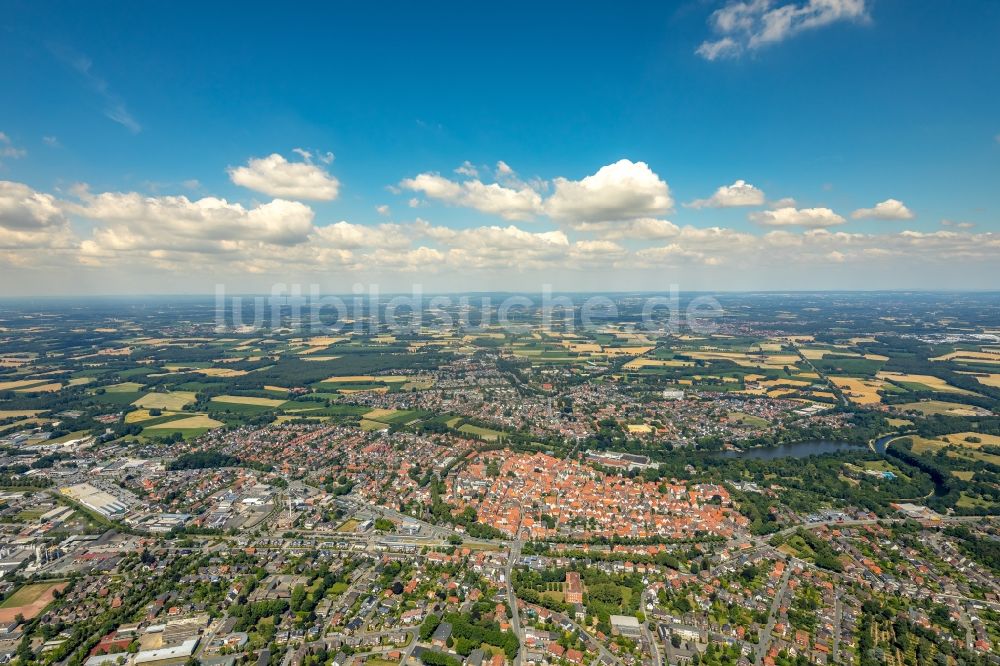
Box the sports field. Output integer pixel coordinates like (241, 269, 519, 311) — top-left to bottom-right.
(0, 581, 68, 622)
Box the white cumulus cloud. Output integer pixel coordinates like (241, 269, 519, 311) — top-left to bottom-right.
(73, 191, 316, 254)
(229, 153, 340, 201)
(545, 159, 673, 225)
(399, 173, 543, 221)
(687, 179, 765, 208)
(750, 206, 845, 228)
(0, 181, 75, 249)
(851, 198, 914, 220)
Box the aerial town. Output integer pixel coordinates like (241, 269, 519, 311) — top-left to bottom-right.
(0, 293, 998, 666)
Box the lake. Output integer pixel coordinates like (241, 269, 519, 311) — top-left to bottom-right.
(719, 440, 867, 460)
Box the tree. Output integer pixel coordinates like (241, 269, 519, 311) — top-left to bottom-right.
(420, 614, 441, 641)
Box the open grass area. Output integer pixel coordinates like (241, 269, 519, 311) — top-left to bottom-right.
(362, 408, 398, 421)
(336, 519, 360, 533)
(729, 411, 769, 427)
(458, 423, 505, 441)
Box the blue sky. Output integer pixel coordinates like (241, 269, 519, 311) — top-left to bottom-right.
(1, 0, 998, 294)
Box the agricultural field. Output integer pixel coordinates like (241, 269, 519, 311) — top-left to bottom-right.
(829, 377, 885, 405)
(876, 371, 975, 395)
(145, 415, 223, 430)
(894, 400, 985, 417)
(132, 391, 197, 410)
(210, 395, 287, 408)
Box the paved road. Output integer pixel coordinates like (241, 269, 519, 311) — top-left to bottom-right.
(831, 591, 841, 663)
(640, 589, 662, 666)
(754, 564, 792, 666)
(505, 540, 524, 666)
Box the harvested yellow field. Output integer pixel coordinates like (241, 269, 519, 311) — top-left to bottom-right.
(210, 395, 286, 407)
(940, 432, 1000, 448)
(685, 351, 800, 369)
(767, 389, 797, 398)
(297, 346, 328, 355)
(968, 373, 1000, 388)
(363, 408, 398, 421)
(603, 346, 655, 356)
(876, 371, 973, 394)
(0, 379, 46, 390)
(301, 356, 340, 362)
(15, 383, 61, 393)
(126, 409, 180, 423)
(360, 419, 390, 431)
(909, 436, 948, 454)
(811, 391, 837, 400)
(800, 348, 855, 359)
(193, 367, 248, 377)
(146, 415, 223, 429)
(848, 337, 877, 344)
(323, 375, 409, 383)
(757, 378, 813, 388)
(623, 358, 694, 369)
(863, 354, 889, 361)
(275, 414, 328, 424)
(626, 424, 653, 434)
(930, 350, 1000, 362)
(565, 343, 603, 353)
(0, 410, 42, 419)
(339, 386, 388, 394)
(133, 391, 197, 410)
(830, 377, 884, 405)
(305, 336, 347, 346)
